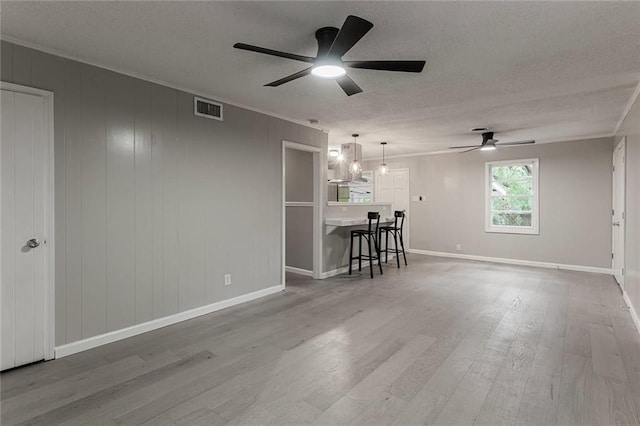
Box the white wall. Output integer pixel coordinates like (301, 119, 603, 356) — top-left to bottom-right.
(1, 41, 327, 346)
(363, 137, 614, 269)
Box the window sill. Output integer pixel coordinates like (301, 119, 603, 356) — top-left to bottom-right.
(485, 226, 539, 235)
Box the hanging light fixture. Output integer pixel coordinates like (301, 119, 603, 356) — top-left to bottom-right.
(378, 142, 390, 175)
(348, 134, 362, 175)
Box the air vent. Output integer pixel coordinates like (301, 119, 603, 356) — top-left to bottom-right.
(194, 96, 223, 121)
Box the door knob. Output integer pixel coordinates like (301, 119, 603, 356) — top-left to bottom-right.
(26, 238, 40, 248)
(613, 222, 620, 227)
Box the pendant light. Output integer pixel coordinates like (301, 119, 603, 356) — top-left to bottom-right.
(348, 134, 362, 175)
(378, 142, 390, 175)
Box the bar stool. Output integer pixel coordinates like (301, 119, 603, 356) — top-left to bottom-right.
(379, 210, 408, 267)
(349, 212, 383, 278)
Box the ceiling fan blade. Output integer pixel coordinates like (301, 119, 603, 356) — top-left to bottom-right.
(344, 60, 426, 73)
(233, 43, 315, 63)
(336, 75, 363, 96)
(461, 147, 481, 153)
(264, 67, 313, 87)
(449, 145, 482, 149)
(328, 15, 374, 58)
(497, 140, 535, 146)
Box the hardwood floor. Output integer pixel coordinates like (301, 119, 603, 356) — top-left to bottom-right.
(2, 255, 639, 425)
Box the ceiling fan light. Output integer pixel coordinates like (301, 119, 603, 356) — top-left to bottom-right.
(311, 64, 346, 79)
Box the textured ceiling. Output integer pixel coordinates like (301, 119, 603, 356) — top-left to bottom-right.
(2, 1, 639, 159)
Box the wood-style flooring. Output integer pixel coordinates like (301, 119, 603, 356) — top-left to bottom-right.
(2, 255, 640, 425)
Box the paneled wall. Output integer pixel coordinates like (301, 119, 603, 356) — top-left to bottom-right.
(362, 137, 614, 269)
(1, 41, 327, 346)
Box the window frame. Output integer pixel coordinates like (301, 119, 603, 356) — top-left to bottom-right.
(485, 158, 539, 235)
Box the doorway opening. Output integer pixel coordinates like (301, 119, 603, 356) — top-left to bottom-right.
(612, 137, 626, 288)
(282, 141, 323, 286)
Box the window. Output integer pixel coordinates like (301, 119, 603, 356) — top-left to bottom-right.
(485, 158, 539, 234)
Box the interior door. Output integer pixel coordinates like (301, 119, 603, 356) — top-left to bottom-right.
(1, 88, 49, 370)
(612, 139, 626, 287)
(375, 168, 410, 247)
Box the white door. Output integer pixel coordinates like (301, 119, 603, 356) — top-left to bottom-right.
(1, 87, 53, 370)
(612, 139, 626, 287)
(375, 168, 410, 246)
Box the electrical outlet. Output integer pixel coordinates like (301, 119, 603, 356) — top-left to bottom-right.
(382, 206, 387, 211)
(224, 274, 232, 286)
(456, 244, 462, 251)
(342, 206, 347, 212)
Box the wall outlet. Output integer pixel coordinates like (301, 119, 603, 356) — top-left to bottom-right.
(456, 244, 462, 252)
(382, 206, 387, 211)
(342, 206, 347, 212)
(224, 274, 232, 286)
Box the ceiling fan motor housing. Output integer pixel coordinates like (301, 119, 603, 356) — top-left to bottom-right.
(315, 27, 340, 57)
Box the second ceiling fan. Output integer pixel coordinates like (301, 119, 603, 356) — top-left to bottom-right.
(233, 15, 426, 96)
(450, 132, 535, 153)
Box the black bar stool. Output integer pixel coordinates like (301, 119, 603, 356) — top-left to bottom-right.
(349, 212, 383, 278)
(379, 210, 408, 267)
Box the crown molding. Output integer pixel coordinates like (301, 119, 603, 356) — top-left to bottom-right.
(0, 35, 328, 133)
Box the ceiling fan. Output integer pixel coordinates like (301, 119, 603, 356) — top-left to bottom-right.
(449, 132, 535, 153)
(233, 15, 426, 96)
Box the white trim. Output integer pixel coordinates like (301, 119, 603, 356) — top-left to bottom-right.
(319, 254, 397, 279)
(282, 141, 324, 282)
(285, 266, 313, 277)
(365, 149, 454, 161)
(485, 158, 539, 235)
(622, 290, 640, 337)
(362, 135, 617, 162)
(55, 284, 284, 358)
(1, 81, 56, 361)
(286, 201, 314, 207)
(613, 81, 640, 135)
(320, 266, 351, 279)
(408, 249, 612, 275)
(0, 36, 326, 133)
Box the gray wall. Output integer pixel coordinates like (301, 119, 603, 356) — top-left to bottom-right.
(285, 148, 313, 202)
(363, 137, 613, 268)
(1, 41, 327, 346)
(616, 92, 640, 319)
(285, 148, 314, 271)
(285, 207, 314, 271)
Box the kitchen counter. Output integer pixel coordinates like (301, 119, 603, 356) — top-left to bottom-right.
(325, 216, 395, 226)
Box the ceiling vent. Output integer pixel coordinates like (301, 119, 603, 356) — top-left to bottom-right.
(194, 96, 223, 121)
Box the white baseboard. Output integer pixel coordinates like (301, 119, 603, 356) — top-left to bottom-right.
(408, 249, 613, 275)
(622, 290, 640, 336)
(320, 254, 397, 279)
(285, 266, 313, 277)
(55, 284, 285, 358)
(320, 266, 350, 279)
